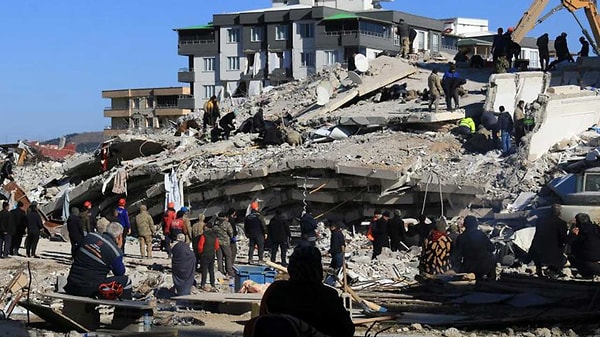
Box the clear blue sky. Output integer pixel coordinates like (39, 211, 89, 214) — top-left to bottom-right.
(0, 0, 588, 143)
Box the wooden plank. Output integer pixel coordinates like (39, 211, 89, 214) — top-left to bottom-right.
(44, 292, 154, 309)
(352, 314, 398, 325)
(173, 292, 263, 303)
(18, 300, 90, 333)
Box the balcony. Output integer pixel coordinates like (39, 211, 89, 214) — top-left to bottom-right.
(178, 39, 218, 56)
(155, 104, 190, 116)
(177, 96, 196, 110)
(178, 68, 196, 83)
(104, 107, 130, 118)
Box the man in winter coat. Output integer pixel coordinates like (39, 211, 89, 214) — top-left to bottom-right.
(197, 222, 220, 291)
(569, 213, 600, 278)
(396, 19, 411, 58)
(372, 211, 390, 260)
(442, 64, 464, 111)
(244, 202, 267, 264)
(427, 69, 444, 113)
(497, 106, 514, 156)
(328, 221, 345, 271)
(0, 202, 10, 258)
(268, 209, 291, 266)
(213, 212, 234, 277)
(25, 201, 43, 258)
(161, 202, 177, 258)
(451, 215, 495, 280)
(529, 204, 568, 278)
(537, 33, 550, 71)
(299, 207, 318, 246)
(9, 201, 27, 256)
(80, 201, 96, 234)
(171, 233, 196, 296)
(387, 210, 406, 252)
(67, 207, 84, 257)
(115, 198, 130, 254)
(135, 204, 156, 259)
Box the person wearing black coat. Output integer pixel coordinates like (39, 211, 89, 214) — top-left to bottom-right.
(528, 204, 568, 277)
(0, 202, 10, 258)
(25, 202, 44, 258)
(171, 233, 196, 296)
(244, 203, 267, 264)
(67, 207, 84, 257)
(497, 106, 514, 155)
(387, 210, 406, 251)
(372, 211, 390, 260)
(328, 221, 345, 270)
(568, 213, 600, 278)
(268, 210, 291, 266)
(299, 208, 318, 246)
(451, 215, 495, 280)
(9, 202, 27, 256)
(415, 215, 435, 247)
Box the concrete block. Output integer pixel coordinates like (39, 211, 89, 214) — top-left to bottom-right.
(234, 167, 269, 180)
(336, 164, 401, 180)
(203, 188, 224, 200)
(364, 192, 416, 204)
(484, 72, 548, 114)
(224, 182, 265, 196)
(294, 177, 342, 189)
(515, 72, 548, 108)
(209, 170, 229, 181)
(145, 182, 164, 198)
(546, 85, 582, 94)
(338, 116, 388, 126)
(528, 90, 600, 160)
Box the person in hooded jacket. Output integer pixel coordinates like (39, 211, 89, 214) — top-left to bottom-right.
(213, 212, 234, 277)
(9, 201, 27, 256)
(528, 204, 568, 278)
(387, 210, 406, 251)
(171, 233, 196, 296)
(268, 209, 291, 266)
(25, 201, 43, 258)
(451, 215, 495, 280)
(568, 213, 600, 278)
(67, 207, 84, 257)
(135, 204, 156, 259)
(197, 222, 220, 291)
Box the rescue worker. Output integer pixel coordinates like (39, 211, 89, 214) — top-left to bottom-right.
(451, 215, 495, 280)
(328, 220, 345, 271)
(67, 207, 84, 257)
(161, 202, 177, 258)
(372, 211, 390, 260)
(299, 207, 318, 246)
(197, 221, 220, 291)
(578, 36, 590, 58)
(549, 32, 575, 70)
(115, 198, 131, 254)
(497, 106, 514, 156)
(427, 69, 444, 113)
(537, 33, 550, 71)
(191, 214, 206, 265)
(167, 211, 189, 254)
(513, 100, 526, 147)
(9, 201, 27, 256)
(256, 246, 355, 337)
(454, 117, 476, 139)
(213, 211, 234, 277)
(491, 28, 505, 64)
(25, 201, 43, 258)
(397, 19, 411, 58)
(181, 207, 192, 242)
(203, 95, 220, 132)
(244, 201, 267, 264)
(65, 222, 132, 299)
(135, 204, 156, 259)
(268, 209, 291, 267)
(80, 201, 96, 234)
(387, 210, 406, 252)
(442, 63, 464, 111)
(219, 110, 237, 140)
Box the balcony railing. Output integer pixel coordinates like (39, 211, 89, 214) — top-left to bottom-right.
(178, 67, 194, 72)
(104, 106, 129, 110)
(179, 39, 216, 46)
(156, 103, 179, 109)
(323, 30, 388, 38)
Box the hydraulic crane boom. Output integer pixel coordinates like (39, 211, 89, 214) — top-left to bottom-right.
(512, 0, 600, 55)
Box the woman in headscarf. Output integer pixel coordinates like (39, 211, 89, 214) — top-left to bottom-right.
(419, 219, 452, 277)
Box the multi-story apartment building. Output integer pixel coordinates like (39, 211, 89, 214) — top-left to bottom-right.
(102, 87, 192, 138)
(175, 0, 444, 111)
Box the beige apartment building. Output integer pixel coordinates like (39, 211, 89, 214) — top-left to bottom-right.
(102, 86, 193, 138)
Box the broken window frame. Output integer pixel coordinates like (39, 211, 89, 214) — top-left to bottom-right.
(325, 50, 338, 65)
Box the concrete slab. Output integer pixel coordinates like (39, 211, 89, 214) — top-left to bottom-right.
(224, 182, 265, 196)
(389, 110, 465, 124)
(290, 189, 338, 203)
(338, 116, 388, 126)
(484, 72, 548, 114)
(528, 88, 600, 160)
(336, 164, 401, 180)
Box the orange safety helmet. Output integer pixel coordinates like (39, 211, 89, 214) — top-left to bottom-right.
(250, 201, 259, 210)
(118, 198, 126, 206)
(168, 202, 175, 209)
(84, 201, 92, 208)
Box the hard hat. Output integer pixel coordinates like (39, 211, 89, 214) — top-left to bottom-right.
(180, 206, 189, 213)
(168, 202, 175, 209)
(250, 201, 259, 210)
(507, 27, 514, 32)
(118, 198, 126, 206)
(84, 201, 92, 208)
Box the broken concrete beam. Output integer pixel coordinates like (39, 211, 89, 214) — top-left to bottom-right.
(294, 178, 342, 189)
(415, 181, 484, 196)
(145, 182, 165, 198)
(233, 167, 269, 180)
(483, 72, 549, 114)
(283, 158, 336, 170)
(336, 164, 401, 180)
(389, 110, 465, 124)
(364, 193, 416, 205)
(224, 182, 265, 196)
(528, 88, 600, 160)
(290, 189, 338, 203)
(338, 116, 388, 126)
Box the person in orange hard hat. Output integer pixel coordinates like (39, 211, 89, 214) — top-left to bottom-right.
(161, 201, 177, 258)
(80, 201, 97, 234)
(244, 200, 267, 264)
(115, 198, 130, 255)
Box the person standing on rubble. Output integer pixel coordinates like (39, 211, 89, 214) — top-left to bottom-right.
(418, 220, 452, 277)
(0, 202, 10, 258)
(427, 69, 444, 113)
(171, 233, 196, 296)
(161, 202, 177, 258)
(67, 207, 84, 257)
(442, 63, 464, 111)
(167, 210, 189, 257)
(219, 110, 238, 140)
(191, 213, 206, 268)
(416, 215, 434, 247)
(537, 33, 550, 71)
(25, 201, 43, 258)
(197, 221, 220, 291)
(549, 32, 575, 70)
(568, 213, 600, 278)
(80, 201, 96, 234)
(513, 100, 526, 148)
(244, 201, 268, 264)
(529, 204, 568, 278)
(300, 207, 318, 247)
(181, 207, 193, 243)
(213, 211, 234, 277)
(115, 198, 131, 255)
(203, 95, 220, 132)
(9, 201, 27, 256)
(388, 210, 406, 252)
(371, 211, 390, 260)
(227, 208, 239, 262)
(497, 106, 514, 156)
(135, 204, 156, 259)
(396, 19, 411, 58)
(65, 222, 132, 299)
(451, 215, 495, 280)
(328, 220, 345, 271)
(578, 36, 590, 58)
(269, 209, 291, 267)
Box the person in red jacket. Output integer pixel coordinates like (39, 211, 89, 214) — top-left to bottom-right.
(161, 202, 176, 258)
(197, 222, 220, 291)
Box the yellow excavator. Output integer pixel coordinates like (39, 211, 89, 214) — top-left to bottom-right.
(512, 0, 600, 55)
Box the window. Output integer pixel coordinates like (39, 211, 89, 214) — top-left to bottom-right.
(431, 33, 440, 53)
(300, 52, 315, 67)
(298, 23, 314, 38)
(584, 173, 600, 191)
(227, 28, 240, 43)
(417, 31, 425, 51)
(203, 85, 215, 99)
(251, 26, 262, 42)
(227, 56, 240, 70)
(325, 50, 338, 65)
(203, 57, 215, 71)
(276, 25, 288, 40)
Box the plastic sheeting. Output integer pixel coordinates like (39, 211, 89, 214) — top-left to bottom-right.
(164, 168, 183, 211)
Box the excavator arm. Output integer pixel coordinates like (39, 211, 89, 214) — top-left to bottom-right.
(512, 0, 600, 55)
